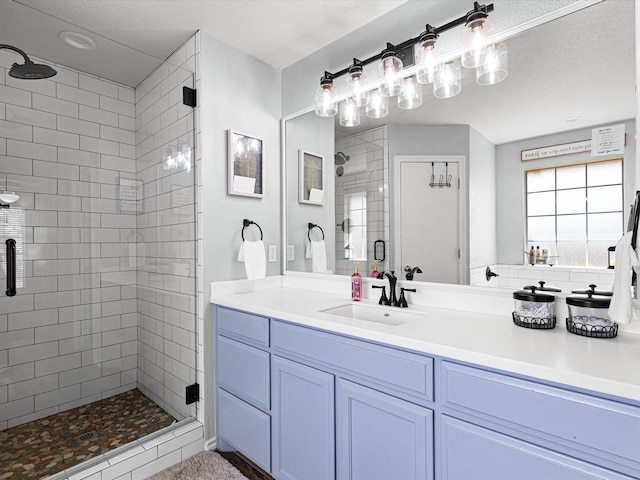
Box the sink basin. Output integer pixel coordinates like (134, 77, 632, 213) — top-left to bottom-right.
(322, 303, 425, 326)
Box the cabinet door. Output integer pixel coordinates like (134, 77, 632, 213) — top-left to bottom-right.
(337, 379, 433, 480)
(272, 355, 335, 480)
(441, 416, 635, 480)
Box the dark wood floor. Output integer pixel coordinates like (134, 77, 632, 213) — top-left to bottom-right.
(217, 450, 275, 480)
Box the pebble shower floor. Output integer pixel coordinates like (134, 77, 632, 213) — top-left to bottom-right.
(0, 389, 175, 479)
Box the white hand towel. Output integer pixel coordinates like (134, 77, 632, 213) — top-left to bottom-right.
(310, 240, 328, 273)
(608, 231, 640, 324)
(238, 240, 266, 280)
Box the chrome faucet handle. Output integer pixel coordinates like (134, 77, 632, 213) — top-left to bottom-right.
(372, 285, 389, 305)
(399, 287, 416, 308)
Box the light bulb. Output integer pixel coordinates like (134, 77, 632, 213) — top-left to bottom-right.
(366, 88, 389, 119)
(476, 42, 508, 85)
(347, 60, 370, 107)
(398, 76, 422, 109)
(416, 27, 439, 84)
(434, 60, 461, 99)
(462, 9, 493, 68)
(378, 48, 404, 97)
(339, 98, 360, 127)
(315, 74, 338, 117)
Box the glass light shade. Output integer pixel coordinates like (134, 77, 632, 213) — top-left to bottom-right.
(315, 82, 338, 117)
(434, 60, 461, 99)
(340, 98, 360, 127)
(378, 54, 404, 97)
(416, 39, 440, 84)
(398, 76, 422, 109)
(366, 88, 389, 118)
(0, 192, 20, 204)
(476, 42, 508, 85)
(462, 15, 494, 68)
(347, 68, 370, 107)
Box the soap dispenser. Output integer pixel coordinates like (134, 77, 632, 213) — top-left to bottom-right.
(371, 260, 380, 278)
(352, 262, 362, 301)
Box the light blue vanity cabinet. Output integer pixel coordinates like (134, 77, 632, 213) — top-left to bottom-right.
(215, 305, 640, 480)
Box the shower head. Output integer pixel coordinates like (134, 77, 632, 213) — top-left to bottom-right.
(335, 151, 350, 165)
(0, 44, 57, 79)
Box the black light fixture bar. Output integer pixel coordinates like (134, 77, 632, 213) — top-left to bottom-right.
(323, 2, 494, 81)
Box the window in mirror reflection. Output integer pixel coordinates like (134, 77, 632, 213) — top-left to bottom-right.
(526, 159, 623, 268)
(345, 192, 367, 261)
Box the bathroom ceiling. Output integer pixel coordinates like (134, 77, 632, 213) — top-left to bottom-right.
(3, 0, 408, 87)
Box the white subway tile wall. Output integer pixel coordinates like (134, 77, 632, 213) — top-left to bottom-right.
(134, 35, 197, 423)
(0, 34, 198, 434)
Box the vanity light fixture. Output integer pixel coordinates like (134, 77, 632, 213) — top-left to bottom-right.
(347, 59, 370, 107)
(313, 2, 506, 125)
(315, 72, 338, 117)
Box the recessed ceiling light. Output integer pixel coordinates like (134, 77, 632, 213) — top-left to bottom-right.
(563, 116, 582, 123)
(59, 31, 96, 51)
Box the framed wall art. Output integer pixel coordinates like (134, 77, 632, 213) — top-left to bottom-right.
(298, 149, 324, 205)
(228, 129, 264, 198)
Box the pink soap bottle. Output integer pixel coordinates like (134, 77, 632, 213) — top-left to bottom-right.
(352, 262, 362, 301)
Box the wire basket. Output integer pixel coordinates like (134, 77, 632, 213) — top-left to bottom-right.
(512, 312, 556, 329)
(566, 316, 618, 338)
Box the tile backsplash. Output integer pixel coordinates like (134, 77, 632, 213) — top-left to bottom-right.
(471, 264, 615, 292)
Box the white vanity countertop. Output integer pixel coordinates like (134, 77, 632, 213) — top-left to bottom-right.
(211, 279, 640, 403)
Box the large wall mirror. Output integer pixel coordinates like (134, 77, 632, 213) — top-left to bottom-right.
(284, 0, 636, 287)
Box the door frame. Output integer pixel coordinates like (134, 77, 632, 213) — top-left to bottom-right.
(392, 155, 468, 284)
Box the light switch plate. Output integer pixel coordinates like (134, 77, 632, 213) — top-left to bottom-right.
(268, 244, 277, 262)
(287, 245, 295, 261)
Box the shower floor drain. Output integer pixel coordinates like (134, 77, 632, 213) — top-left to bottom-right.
(74, 430, 99, 444)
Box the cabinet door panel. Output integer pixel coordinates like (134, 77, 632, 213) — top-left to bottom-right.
(272, 356, 335, 480)
(218, 388, 271, 472)
(337, 379, 433, 480)
(441, 416, 635, 480)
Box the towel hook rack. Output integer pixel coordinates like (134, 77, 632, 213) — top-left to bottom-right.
(242, 219, 263, 241)
(308, 222, 325, 241)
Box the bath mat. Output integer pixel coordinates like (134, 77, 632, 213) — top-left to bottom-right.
(148, 451, 247, 479)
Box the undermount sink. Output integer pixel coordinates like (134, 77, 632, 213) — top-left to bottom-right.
(321, 303, 426, 326)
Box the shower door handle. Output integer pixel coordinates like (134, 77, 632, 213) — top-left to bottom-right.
(6, 238, 16, 297)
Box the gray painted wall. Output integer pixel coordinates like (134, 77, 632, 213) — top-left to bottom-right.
(285, 112, 335, 273)
(496, 119, 636, 264)
(199, 32, 282, 437)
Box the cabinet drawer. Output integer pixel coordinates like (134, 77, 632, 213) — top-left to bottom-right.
(218, 336, 270, 410)
(218, 389, 271, 472)
(272, 320, 433, 401)
(441, 416, 634, 480)
(442, 362, 640, 468)
(217, 306, 269, 347)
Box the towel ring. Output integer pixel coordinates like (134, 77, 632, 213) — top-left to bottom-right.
(242, 219, 263, 241)
(308, 222, 325, 242)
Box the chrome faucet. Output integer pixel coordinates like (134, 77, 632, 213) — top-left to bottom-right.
(384, 271, 399, 307)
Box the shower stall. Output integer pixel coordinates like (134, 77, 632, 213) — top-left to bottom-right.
(0, 32, 199, 478)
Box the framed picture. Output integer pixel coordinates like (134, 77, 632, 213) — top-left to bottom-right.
(228, 129, 264, 198)
(298, 150, 324, 205)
